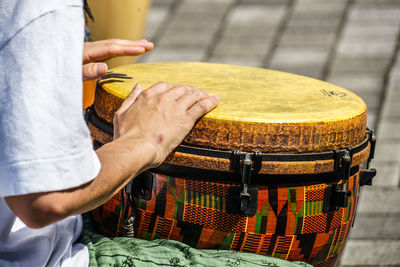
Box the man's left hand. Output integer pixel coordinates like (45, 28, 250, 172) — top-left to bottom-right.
(82, 39, 153, 81)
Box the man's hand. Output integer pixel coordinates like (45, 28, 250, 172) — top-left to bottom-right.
(114, 82, 220, 167)
(5, 81, 219, 229)
(82, 39, 153, 81)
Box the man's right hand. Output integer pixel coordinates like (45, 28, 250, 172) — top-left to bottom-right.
(113, 82, 220, 168)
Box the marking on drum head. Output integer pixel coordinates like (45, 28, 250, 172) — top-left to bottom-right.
(98, 79, 125, 85)
(101, 72, 133, 80)
(98, 72, 134, 86)
(321, 89, 347, 98)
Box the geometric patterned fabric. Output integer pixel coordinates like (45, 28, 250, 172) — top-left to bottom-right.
(92, 172, 360, 266)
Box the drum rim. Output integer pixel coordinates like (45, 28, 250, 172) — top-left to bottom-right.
(85, 104, 370, 162)
(86, 106, 372, 182)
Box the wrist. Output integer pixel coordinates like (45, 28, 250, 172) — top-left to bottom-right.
(112, 133, 161, 171)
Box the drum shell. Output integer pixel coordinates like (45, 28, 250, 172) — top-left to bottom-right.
(89, 62, 372, 266)
(92, 168, 360, 266)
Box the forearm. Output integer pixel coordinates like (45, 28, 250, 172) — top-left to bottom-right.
(67, 136, 155, 215)
(5, 136, 155, 228)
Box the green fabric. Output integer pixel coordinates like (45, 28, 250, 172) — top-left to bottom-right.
(79, 230, 312, 267)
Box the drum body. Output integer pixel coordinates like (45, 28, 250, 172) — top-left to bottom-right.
(87, 62, 375, 266)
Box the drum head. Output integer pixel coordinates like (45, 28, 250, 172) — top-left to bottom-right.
(95, 62, 367, 153)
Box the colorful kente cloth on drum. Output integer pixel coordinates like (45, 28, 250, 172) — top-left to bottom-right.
(80, 230, 312, 267)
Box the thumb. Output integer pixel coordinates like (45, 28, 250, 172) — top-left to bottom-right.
(82, 63, 108, 81)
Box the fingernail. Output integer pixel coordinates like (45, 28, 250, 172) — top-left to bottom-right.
(214, 95, 220, 101)
(96, 63, 108, 75)
(133, 83, 143, 91)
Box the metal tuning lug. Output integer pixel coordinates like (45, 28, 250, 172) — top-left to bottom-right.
(230, 151, 261, 216)
(324, 148, 353, 212)
(239, 153, 252, 213)
(359, 129, 377, 186)
(366, 129, 376, 169)
(335, 148, 353, 208)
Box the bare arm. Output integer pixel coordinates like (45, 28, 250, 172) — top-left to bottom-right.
(5, 82, 220, 228)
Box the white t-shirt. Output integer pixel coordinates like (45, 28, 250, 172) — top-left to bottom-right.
(0, 1, 100, 266)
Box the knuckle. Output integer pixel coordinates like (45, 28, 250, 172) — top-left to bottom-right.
(156, 82, 169, 89)
(198, 100, 209, 111)
(141, 89, 150, 98)
(157, 93, 167, 103)
(106, 42, 117, 52)
(82, 65, 91, 75)
(186, 86, 196, 92)
(178, 85, 191, 92)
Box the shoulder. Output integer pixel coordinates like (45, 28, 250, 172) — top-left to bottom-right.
(0, 0, 84, 50)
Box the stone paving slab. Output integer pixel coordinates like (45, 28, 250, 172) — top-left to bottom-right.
(291, 0, 347, 16)
(213, 40, 272, 55)
(226, 4, 287, 27)
(240, 0, 291, 4)
(326, 74, 383, 95)
(284, 19, 342, 34)
(177, 0, 234, 15)
(329, 57, 391, 75)
(385, 77, 400, 100)
(357, 187, 400, 214)
(336, 42, 397, 60)
(350, 213, 400, 239)
(347, 5, 400, 25)
(269, 47, 329, 78)
(370, 161, 400, 187)
(279, 32, 336, 48)
(208, 55, 264, 67)
(143, 6, 170, 40)
(340, 240, 400, 265)
(377, 121, 400, 140)
(374, 141, 400, 162)
(144, 47, 206, 62)
(381, 75, 400, 120)
(151, 0, 176, 6)
(355, 0, 400, 5)
(340, 24, 399, 42)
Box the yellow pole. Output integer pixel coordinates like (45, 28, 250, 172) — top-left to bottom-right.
(87, 0, 152, 68)
(83, 0, 152, 108)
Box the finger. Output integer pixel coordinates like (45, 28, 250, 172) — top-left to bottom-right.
(83, 39, 154, 63)
(85, 39, 152, 49)
(117, 83, 143, 114)
(82, 63, 108, 81)
(162, 85, 196, 102)
(144, 82, 174, 97)
(187, 95, 220, 119)
(176, 89, 210, 109)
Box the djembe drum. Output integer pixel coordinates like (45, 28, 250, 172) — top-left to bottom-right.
(85, 62, 376, 266)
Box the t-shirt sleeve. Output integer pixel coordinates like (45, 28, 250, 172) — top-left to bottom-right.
(0, 5, 100, 197)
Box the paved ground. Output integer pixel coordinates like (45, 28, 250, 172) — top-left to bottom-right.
(138, 0, 400, 265)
